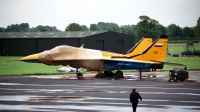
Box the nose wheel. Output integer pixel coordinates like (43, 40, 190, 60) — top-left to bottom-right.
(77, 73, 83, 79)
(75, 67, 83, 79)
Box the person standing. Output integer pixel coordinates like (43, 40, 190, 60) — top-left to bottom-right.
(130, 88, 142, 112)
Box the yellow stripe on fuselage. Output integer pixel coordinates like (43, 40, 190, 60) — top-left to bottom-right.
(102, 51, 124, 58)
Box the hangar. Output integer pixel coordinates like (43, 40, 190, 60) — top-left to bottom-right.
(0, 31, 135, 56)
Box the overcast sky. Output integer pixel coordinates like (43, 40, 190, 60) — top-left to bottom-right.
(0, 0, 200, 31)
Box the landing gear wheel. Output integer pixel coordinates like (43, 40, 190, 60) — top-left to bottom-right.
(77, 73, 83, 79)
(104, 71, 115, 77)
(115, 70, 124, 78)
(104, 71, 109, 76)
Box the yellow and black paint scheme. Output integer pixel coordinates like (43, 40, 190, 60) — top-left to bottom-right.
(126, 36, 152, 57)
(102, 36, 152, 58)
(102, 34, 168, 72)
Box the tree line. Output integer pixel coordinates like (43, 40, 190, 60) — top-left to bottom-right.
(0, 15, 199, 41)
(0, 23, 61, 32)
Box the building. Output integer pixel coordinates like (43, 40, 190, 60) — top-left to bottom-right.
(0, 31, 135, 56)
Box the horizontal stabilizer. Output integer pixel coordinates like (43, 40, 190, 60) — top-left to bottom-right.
(164, 62, 186, 66)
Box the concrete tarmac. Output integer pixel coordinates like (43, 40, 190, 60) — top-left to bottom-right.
(0, 71, 200, 112)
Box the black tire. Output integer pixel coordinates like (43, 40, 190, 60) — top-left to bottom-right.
(115, 71, 123, 78)
(104, 71, 115, 77)
(77, 73, 83, 79)
(110, 72, 115, 77)
(104, 71, 109, 76)
(77, 73, 83, 76)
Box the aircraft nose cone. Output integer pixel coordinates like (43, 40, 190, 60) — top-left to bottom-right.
(20, 54, 40, 63)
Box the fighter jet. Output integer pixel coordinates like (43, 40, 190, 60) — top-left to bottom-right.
(20, 34, 168, 78)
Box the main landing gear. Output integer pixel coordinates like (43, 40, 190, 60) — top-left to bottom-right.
(104, 69, 143, 79)
(114, 70, 124, 79)
(104, 70, 124, 79)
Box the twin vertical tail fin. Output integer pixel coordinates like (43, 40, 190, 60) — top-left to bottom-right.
(108, 36, 152, 58)
(126, 36, 152, 56)
(132, 34, 168, 62)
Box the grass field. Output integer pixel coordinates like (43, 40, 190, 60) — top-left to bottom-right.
(164, 57, 200, 70)
(168, 44, 200, 54)
(0, 56, 199, 76)
(0, 56, 63, 76)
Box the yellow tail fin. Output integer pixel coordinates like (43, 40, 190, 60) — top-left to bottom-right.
(102, 36, 152, 58)
(132, 34, 168, 62)
(126, 36, 152, 56)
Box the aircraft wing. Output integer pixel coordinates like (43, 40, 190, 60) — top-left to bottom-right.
(101, 57, 162, 70)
